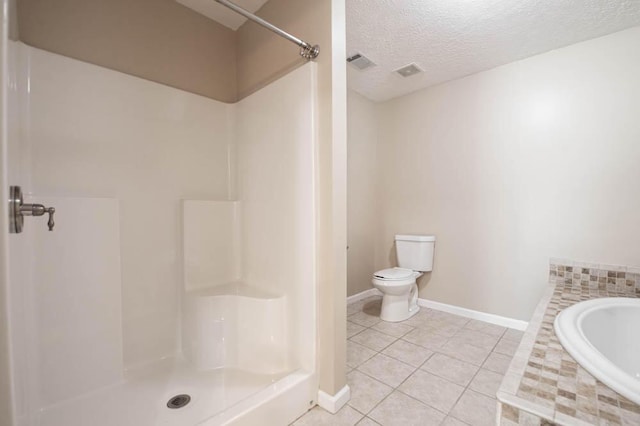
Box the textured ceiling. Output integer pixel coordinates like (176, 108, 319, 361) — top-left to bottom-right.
(347, 0, 640, 102)
(176, 0, 269, 30)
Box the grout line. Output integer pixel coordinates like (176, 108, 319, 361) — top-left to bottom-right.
(342, 298, 518, 426)
(392, 387, 451, 417)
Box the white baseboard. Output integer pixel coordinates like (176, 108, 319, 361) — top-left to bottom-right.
(317, 384, 350, 414)
(417, 298, 528, 331)
(346, 288, 528, 331)
(346, 288, 381, 304)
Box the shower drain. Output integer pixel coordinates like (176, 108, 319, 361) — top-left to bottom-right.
(167, 394, 191, 409)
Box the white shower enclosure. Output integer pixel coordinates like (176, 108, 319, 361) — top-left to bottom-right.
(4, 41, 317, 426)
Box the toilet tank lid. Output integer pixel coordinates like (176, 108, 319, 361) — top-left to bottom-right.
(395, 234, 436, 242)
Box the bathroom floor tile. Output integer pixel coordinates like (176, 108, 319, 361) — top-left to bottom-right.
(422, 321, 464, 338)
(355, 417, 381, 425)
(440, 416, 470, 426)
(356, 353, 416, 388)
(449, 389, 496, 426)
(493, 336, 520, 356)
(502, 328, 525, 342)
(402, 310, 432, 328)
(402, 327, 450, 350)
(438, 337, 492, 366)
(347, 370, 393, 414)
(347, 296, 381, 315)
(342, 296, 519, 426)
(293, 404, 364, 426)
(463, 319, 507, 337)
(427, 310, 470, 327)
(371, 320, 414, 338)
(349, 311, 382, 328)
(347, 321, 366, 338)
(368, 391, 446, 426)
(361, 298, 382, 316)
(450, 329, 501, 351)
(398, 369, 465, 413)
(347, 340, 377, 368)
(468, 368, 503, 398)
(420, 353, 479, 387)
(349, 328, 397, 352)
(482, 351, 513, 375)
(381, 339, 433, 367)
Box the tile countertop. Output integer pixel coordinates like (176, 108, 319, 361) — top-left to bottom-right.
(496, 260, 640, 426)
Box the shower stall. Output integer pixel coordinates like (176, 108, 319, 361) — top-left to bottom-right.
(2, 11, 319, 426)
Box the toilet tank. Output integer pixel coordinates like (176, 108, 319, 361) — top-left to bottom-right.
(395, 234, 436, 272)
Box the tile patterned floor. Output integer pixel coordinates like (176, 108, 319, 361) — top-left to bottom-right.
(292, 296, 524, 426)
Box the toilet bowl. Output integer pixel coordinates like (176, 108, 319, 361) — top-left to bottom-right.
(371, 234, 436, 322)
(372, 268, 422, 322)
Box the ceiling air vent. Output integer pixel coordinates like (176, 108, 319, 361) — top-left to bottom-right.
(395, 63, 423, 77)
(347, 53, 376, 71)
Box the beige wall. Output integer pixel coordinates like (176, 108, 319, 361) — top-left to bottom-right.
(326, 0, 347, 395)
(236, 0, 323, 99)
(375, 26, 640, 321)
(8, 0, 17, 41)
(16, 0, 237, 102)
(15, 0, 333, 105)
(347, 90, 378, 296)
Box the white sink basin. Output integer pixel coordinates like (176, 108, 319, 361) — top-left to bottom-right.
(554, 297, 640, 404)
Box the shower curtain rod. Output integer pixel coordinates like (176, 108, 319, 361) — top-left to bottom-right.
(214, 0, 320, 59)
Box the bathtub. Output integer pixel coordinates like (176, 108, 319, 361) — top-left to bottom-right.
(554, 297, 640, 404)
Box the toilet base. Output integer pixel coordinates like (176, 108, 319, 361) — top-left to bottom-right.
(379, 283, 420, 322)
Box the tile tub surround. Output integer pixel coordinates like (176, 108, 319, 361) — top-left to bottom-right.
(497, 261, 640, 426)
(293, 296, 524, 425)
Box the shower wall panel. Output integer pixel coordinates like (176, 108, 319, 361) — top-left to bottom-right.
(31, 197, 122, 407)
(183, 200, 241, 291)
(236, 63, 317, 372)
(13, 42, 235, 373)
(7, 43, 318, 424)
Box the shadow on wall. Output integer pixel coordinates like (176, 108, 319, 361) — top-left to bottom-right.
(386, 242, 396, 266)
(418, 273, 432, 291)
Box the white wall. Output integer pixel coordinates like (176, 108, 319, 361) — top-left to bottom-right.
(375, 26, 640, 321)
(346, 90, 378, 296)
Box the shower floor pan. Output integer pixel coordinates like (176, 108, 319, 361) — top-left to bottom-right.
(36, 358, 290, 426)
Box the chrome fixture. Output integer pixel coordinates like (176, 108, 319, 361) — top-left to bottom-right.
(213, 0, 319, 60)
(8, 186, 56, 233)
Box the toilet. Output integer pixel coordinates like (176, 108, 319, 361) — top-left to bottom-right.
(372, 234, 436, 322)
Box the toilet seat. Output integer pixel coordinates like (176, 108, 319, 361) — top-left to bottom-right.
(373, 267, 416, 281)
